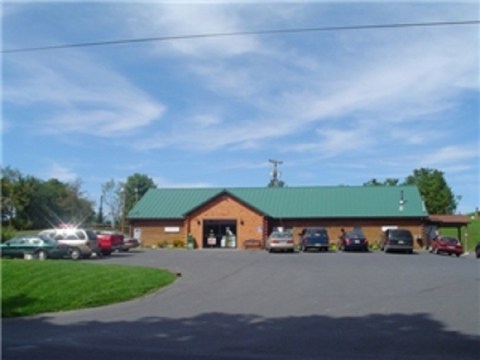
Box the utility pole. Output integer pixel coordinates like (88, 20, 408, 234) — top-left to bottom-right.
(269, 159, 283, 187)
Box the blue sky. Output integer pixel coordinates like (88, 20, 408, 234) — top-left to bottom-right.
(2, 1, 479, 214)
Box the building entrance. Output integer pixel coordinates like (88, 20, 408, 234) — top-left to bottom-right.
(203, 220, 237, 249)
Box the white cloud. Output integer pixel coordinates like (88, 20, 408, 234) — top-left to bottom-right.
(44, 162, 78, 182)
(189, 114, 223, 128)
(420, 145, 479, 167)
(4, 50, 166, 137)
(124, 4, 263, 59)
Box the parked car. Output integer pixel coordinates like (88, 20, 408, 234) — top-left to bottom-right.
(96, 231, 125, 255)
(476, 242, 480, 259)
(300, 227, 329, 252)
(265, 229, 295, 253)
(0, 234, 81, 260)
(430, 235, 463, 257)
(338, 229, 369, 252)
(380, 228, 414, 254)
(39, 227, 99, 258)
(120, 236, 140, 252)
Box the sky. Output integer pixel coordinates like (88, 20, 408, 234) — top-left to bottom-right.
(2, 1, 479, 214)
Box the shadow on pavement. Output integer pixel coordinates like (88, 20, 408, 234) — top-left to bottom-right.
(3, 312, 478, 360)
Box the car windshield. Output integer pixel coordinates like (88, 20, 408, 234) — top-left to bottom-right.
(347, 231, 364, 239)
(305, 228, 327, 237)
(271, 232, 292, 239)
(443, 237, 459, 244)
(390, 230, 413, 241)
(6, 236, 27, 245)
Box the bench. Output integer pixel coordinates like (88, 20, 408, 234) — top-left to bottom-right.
(244, 239, 263, 249)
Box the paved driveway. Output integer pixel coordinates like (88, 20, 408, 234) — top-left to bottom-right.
(3, 250, 479, 359)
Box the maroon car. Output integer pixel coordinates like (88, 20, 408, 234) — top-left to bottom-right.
(430, 236, 463, 257)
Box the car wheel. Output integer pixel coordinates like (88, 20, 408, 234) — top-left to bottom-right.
(36, 250, 47, 261)
(455, 253, 461, 257)
(70, 248, 81, 260)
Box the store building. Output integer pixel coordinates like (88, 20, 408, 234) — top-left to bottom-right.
(127, 185, 429, 249)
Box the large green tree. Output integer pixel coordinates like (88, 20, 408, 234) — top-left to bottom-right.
(364, 168, 458, 214)
(100, 174, 156, 230)
(1, 167, 24, 226)
(123, 173, 156, 215)
(404, 168, 458, 214)
(1, 167, 95, 230)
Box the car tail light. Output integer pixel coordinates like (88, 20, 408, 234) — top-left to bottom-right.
(272, 240, 279, 244)
(287, 240, 293, 244)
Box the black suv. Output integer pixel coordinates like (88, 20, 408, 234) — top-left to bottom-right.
(380, 228, 414, 254)
(300, 227, 329, 252)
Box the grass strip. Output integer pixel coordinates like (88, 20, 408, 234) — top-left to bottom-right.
(1, 260, 177, 317)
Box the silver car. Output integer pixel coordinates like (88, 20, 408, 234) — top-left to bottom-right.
(265, 230, 295, 253)
(39, 228, 99, 258)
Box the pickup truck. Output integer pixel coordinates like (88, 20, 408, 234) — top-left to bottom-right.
(96, 231, 124, 256)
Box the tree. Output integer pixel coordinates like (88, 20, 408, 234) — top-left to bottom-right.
(101, 179, 124, 229)
(267, 179, 286, 187)
(404, 168, 457, 214)
(363, 178, 399, 186)
(123, 173, 156, 215)
(1, 167, 23, 226)
(1, 166, 95, 230)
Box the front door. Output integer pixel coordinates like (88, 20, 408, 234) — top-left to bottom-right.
(203, 220, 237, 249)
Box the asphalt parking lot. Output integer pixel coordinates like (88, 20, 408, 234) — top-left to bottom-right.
(3, 249, 479, 360)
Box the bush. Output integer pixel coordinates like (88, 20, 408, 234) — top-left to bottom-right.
(173, 239, 185, 248)
(1, 227, 17, 242)
(157, 240, 168, 248)
(329, 243, 338, 251)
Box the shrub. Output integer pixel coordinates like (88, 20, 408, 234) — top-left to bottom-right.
(1, 227, 17, 242)
(157, 240, 168, 248)
(173, 239, 185, 248)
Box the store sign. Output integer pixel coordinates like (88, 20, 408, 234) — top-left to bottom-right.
(165, 227, 180, 233)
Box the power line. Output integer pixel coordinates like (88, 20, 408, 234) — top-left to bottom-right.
(3, 19, 479, 54)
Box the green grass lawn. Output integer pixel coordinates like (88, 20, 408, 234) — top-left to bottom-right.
(1, 260, 177, 317)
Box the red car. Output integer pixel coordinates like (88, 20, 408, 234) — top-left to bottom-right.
(430, 236, 463, 257)
(96, 231, 125, 256)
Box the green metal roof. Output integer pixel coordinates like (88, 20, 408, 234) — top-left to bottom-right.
(127, 185, 427, 220)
